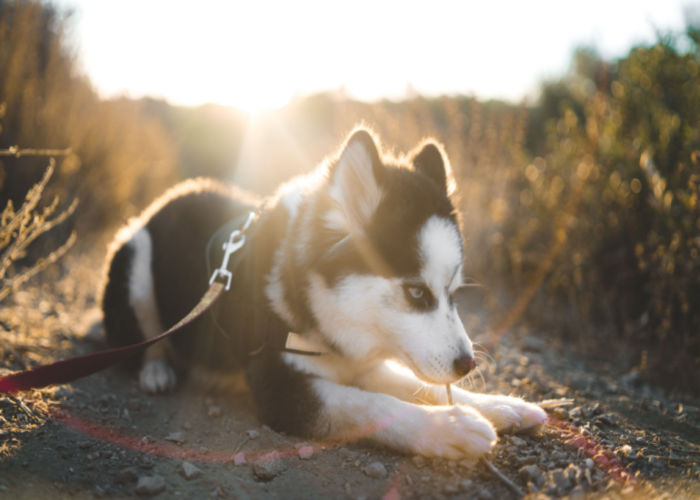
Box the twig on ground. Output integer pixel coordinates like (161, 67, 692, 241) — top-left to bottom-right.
(481, 457, 525, 497)
(539, 398, 575, 409)
(0, 146, 72, 158)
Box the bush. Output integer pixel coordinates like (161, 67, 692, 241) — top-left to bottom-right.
(495, 40, 700, 393)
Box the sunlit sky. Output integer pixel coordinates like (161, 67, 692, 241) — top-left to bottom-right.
(55, 0, 691, 111)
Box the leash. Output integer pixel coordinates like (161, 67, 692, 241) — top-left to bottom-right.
(0, 211, 257, 395)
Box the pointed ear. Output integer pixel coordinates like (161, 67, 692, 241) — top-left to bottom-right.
(411, 140, 454, 195)
(329, 129, 384, 233)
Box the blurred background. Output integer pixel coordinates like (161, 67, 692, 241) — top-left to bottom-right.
(0, 0, 698, 394)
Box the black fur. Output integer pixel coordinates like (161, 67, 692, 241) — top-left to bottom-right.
(102, 244, 142, 370)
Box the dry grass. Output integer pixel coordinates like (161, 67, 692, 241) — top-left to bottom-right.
(0, 157, 76, 301)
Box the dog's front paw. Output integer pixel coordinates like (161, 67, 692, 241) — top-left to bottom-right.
(139, 359, 176, 393)
(470, 395, 547, 432)
(403, 405, 497, 459)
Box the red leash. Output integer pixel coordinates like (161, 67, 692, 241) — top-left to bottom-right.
(0, 282, 225, 394)
(0, 211, 258, 395)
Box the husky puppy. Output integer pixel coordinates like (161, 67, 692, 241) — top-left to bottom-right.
(102, 128, 546, 458)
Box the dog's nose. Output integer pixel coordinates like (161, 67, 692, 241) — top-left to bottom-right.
(453, 354, 476, 377)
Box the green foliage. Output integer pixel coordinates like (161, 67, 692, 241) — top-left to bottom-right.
(498, 36, 700, 392)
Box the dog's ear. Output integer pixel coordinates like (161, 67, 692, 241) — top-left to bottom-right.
(329, 128, 384, 233)
(411, 140, 454, 195)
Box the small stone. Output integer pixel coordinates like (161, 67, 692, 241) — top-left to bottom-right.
(474, 486, 494, 500)
(135, 475, 165, 496)
(549, 468, 572, 494)
(510, 436, 527, 447)
(519, 464, 544, 487)
(297, 445, 314, 459)
(115, 466, 138, 484)
(245, 429, 260, 439)
(443, 483, 459, 494)
(165, 431, 185, 444)
(181, 461, 202, 479)
(231, 452, 246, 465)
(252, 454, 285, 482)
(459, 479, 473, 492)
(363, 461, 388, 479)
(207, 406, 222, 418)
(584, 458, 594, 469)
(553, 407, 569, 419)
(618, 444, 632, 456)
(515, 455, 537, 466)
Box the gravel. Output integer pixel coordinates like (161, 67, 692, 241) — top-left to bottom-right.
(135, 475, 166, 496)
(181, 461, 202, 479)
(363, 461, 388, 479)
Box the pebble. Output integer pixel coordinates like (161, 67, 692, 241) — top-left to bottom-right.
(584, 458, 594, 469)
(135, 475, 166, 496)
(245, 429, 260, 439)
(548, 468, 572, 494)
(231, 452, 246, 465)
(459, 479, 474, 492)
(510, 436, 527, 447)
(519, 464, 545, 487)
(474, 486, 494, 500)
(115, 466, 138, 484)
(252, 454, 286, 481)
(165, 431, 185, 444)
(181, 461, 202, 479)
(363, 461, 388, 479)
(297, 445, 314, 459)
(443, 483, 459, 494)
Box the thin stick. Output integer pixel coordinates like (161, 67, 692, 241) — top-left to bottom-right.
(481, 457, 525, 497)
(445, 384, 453, 405)
(0, 147, 72, 158)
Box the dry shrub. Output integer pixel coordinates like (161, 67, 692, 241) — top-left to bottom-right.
(0, 1, 176, 237)
(0, 158, 75, 301)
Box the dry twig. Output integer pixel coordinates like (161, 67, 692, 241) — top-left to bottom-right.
(0, 157, 78, 301)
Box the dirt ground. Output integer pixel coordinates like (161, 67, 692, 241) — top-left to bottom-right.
(1, 252, 699, 499)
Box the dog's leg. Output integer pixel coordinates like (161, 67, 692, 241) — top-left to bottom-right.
(444, 388, 547, 431)
(128, 228, 176, 393)
(312, 378, 496, 459)
(353, 361, 444, 404)
(354, 361, 546, 432)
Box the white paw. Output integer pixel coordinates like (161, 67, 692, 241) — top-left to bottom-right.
(402, 405, 497, 459)
(471, 395, 547, 432)
(139, 359, 176, 393)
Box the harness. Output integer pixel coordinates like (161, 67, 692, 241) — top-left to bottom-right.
(0, 208, 324, 395)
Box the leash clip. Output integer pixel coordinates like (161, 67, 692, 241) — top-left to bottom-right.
(208, 211, 255, 291)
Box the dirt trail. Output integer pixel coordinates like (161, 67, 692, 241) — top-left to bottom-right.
(1, 256, 698, 499)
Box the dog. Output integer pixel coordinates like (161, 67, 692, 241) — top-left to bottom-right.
(102, 127, 546, 458)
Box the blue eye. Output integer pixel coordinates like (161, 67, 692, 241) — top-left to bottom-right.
(402, 283, 435, 310)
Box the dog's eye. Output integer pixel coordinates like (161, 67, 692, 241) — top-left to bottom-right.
(407, 286, 424, 299)
(402, 284, 435, 310)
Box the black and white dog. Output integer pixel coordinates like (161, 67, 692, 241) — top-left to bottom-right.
(102, 128, 546, 458)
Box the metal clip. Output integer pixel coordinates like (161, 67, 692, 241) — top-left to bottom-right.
(208, 211, 255, 291)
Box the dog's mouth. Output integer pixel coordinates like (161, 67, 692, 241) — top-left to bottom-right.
(398, 352, 464, 386)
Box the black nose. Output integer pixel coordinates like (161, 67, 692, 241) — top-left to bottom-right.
(453, 354, 476, 376)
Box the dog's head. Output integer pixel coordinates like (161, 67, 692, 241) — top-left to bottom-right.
(307, 128, 474, 384)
